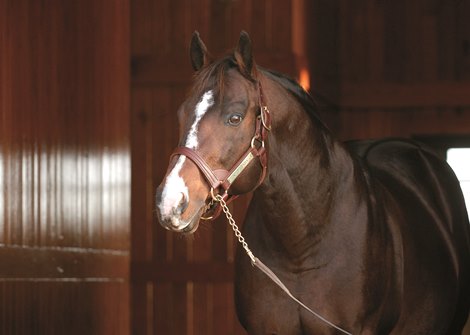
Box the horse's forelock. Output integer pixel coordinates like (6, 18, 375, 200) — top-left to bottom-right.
(189, 56, 233, 103)
(189, 53, 256, 104)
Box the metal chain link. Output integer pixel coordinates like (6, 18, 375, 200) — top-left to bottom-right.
(214, 195, 256, 264)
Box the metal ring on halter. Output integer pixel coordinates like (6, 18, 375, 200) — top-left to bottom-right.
(210, 187, 218, 201)
(200, 188, 218, 220)
(209, 187, 228, 201)
(200, 212, 214, 221)
(260, 106, 271, 131)
(251, 135, 265, 149)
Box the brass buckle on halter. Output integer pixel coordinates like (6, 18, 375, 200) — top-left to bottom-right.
(260, 106, 271, 131)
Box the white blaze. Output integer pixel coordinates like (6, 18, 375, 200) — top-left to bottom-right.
(158, 156, 187, 222)
(185, 91, 214, 149)
(158, 91, 214, 224)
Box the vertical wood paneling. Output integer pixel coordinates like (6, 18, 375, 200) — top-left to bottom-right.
(456, 0, 470, 80)
(0, 0, 130, 334)
(436, 2, 456, 80)
(382, 0, 407, 82)
(327, 0, 470, 144)
(366, 0, 384, 81)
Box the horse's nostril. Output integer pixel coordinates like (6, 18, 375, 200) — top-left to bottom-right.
(176, 192, 188, 215)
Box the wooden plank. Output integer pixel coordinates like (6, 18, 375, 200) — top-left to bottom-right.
(0, 0, 131, 251)
(230, 0, 253, 41)
(131, 0, 170, 56)
(421, 14, 438, 81)
(131, 283, 148, 335)
(131, 88, 154, 262)
(151, 88, 174, 262)
(382, 0, 406, 82)
(456, 0, 470, 80)
(338, 0, 353, 82)
(336, 107, 470, 141)
(209, 0, 230, 52)
(404, 0, 422, 82)
(0, 281, 129, 335)
(131, 52, 297, 85)
(0, 246, 128, 279)
(366, 0, 384, 81)
(351, 0, 368, 82)
(250, 0, 268, 51)
(155, 282, 172, 335)
(436, 1, 457, 80)
(169, 0, 191, 55)
(193, 283, 210, 335)
(173, 282, 188, 334)
(131, 262, 234, 282)
(189, 0, 211, 39)
(340, 82, 470, 108)
(271, 0, 292, 52)
(212, 283, 230, 335)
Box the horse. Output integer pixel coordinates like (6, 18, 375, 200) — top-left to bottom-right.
(155, 31, 470, 334)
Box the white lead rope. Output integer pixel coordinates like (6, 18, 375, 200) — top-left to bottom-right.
(214, 195, 353, 335)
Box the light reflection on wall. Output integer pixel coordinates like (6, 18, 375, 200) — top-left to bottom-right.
(447, 148, 470, 219)
(61, 148, 130, 249)
(299, 67, 310, 92)
(0, 146, 130, 250)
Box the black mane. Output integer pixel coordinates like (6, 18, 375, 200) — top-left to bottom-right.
(261, 68, 330, 132)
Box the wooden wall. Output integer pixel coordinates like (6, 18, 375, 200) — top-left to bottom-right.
(130, 1, 305, 334)
(0, 1, 130, 334)
(308, 0, 470, 140)
(131, 0, 470, 334)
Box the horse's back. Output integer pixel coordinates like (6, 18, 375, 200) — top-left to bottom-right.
(347, 138, 470, 333)
(347, 138, 469, 235)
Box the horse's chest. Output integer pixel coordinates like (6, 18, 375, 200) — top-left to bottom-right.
(235, 261, 303, 334)
(236, 257, 363, 335)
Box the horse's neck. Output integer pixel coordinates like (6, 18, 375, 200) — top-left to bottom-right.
(250, 78, 367, 268)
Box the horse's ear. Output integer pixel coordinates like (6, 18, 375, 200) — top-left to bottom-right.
(190, 31, 211, 71)
(234, 31, 256, 78)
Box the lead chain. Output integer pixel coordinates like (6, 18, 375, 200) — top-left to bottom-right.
(214, 195, 256, 264)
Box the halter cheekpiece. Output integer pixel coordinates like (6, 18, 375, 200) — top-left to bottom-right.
(170, 81, 271, 220)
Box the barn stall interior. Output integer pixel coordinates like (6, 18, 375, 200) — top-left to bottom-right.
(1, 0, 469, 334)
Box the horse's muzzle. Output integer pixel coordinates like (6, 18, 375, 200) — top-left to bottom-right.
(155, 185, 189, 229)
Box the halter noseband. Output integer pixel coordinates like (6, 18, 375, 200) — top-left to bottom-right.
(170, 81, 271, 220)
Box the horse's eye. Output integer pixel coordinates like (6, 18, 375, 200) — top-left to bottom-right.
(228, 114, 243, 126)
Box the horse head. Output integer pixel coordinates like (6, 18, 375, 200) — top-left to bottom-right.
(155, 31, 269, 234)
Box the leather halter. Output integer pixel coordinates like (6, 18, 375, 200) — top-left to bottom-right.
(170, 81, 271, 220)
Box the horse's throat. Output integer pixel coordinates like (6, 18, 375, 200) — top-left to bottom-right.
(253, 141, 359, 266)
(252, 166, 331, 263)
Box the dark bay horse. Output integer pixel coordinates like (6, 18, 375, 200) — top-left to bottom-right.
(155, 31, 470, 334)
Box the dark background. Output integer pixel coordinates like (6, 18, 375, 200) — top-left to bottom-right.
(1, 0, 469, 334)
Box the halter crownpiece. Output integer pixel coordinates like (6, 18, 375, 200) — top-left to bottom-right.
(170, 81, 271, 220)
